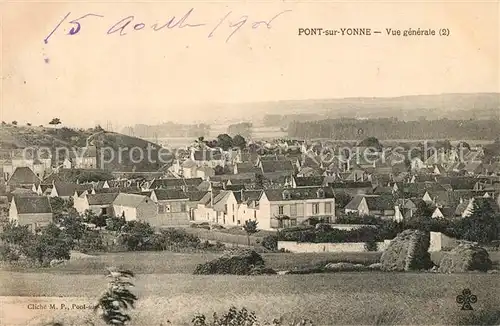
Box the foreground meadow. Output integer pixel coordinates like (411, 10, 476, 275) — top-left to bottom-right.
(1, 251, 499, 325)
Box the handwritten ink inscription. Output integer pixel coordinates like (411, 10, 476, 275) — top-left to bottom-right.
(44, 8, 292, 44)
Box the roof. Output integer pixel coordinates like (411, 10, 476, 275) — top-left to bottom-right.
(153, 189, 189, 201)
(236, 162, 261, 174)
(52, 181, 78, 197)
(12, 195, 52, 214)
(261, 160, 294, 173)
(294, 176, 325, 187)
(329, 181, 372, 189)
(193, 149, 222, 161)
(436, 177, 478, 190)
(345, 195, 394, 211)
(185, 191, 209, 202)
(7, 167, 40, 185)
(181, 159, 197, 168)
(264, 186, 334, 202)
(150, 177, 203, 189)
(87, 193, 119, 205)
(113, 193, 151, 207)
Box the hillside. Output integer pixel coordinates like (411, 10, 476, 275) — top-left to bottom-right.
(123, 93, 500, 137)
(0, 125, 166, 172)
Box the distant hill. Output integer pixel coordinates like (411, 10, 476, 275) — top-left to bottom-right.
(122, 93, 500, 136)
(0, 125, 167, 172)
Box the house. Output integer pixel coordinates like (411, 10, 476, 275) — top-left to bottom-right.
(74, 192, 118, 216)
(3, 149, 52, 181)
(196, 166, 215, 180)
(74, 145, 98, 169)
(328, 181, 373, 196)
(148, 178, 203, 191)
(148, 189, 191, 227)
(9, 196, 53, 232)
(291, 176, 325, 188)
(259, 160, 295, 180)
(258, 187, 336, 230)
(344, 195, 395, 218)
(7, 167, 41, 188)
(181, 160, 198, 178)
(431, 206, 455, 219)
(32, 183, 52, 196)
(112, 193, 157, 222)
(233, 162, 261, 175)
(50, 181, 93, 199)
(194, 190, 239, 226)
(191, 149, 225, 168)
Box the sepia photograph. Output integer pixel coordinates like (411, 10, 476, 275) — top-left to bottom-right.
(0, 0, 499, 325)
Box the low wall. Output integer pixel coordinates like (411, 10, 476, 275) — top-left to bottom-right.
(278, 241, 388, 253)
(429, 231, 459, 252)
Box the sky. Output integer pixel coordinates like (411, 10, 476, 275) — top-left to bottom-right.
(1, 1, 499, 128)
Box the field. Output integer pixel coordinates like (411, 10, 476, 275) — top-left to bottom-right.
(1, 251, 499, 325)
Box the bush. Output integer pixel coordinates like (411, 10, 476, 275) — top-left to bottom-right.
(380, 229, 433, 272)
(364, 239, 378, 252)
(438, 243, 493, 273)
(261, 235, 278, 251)
(193, 249, 266, 275)
(0, 244, 20, 262)
(78, 230, 105, 253)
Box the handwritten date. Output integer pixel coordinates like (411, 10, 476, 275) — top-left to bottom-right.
(44, 8, 292, 44)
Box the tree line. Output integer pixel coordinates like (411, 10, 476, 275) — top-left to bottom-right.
(287, 118, 500, 140)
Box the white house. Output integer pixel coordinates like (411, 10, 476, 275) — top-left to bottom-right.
(112, 193, 157, 222)
(9, 196, 53, 232)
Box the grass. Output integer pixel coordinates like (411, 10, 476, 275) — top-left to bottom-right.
(1, 272, 499, 325)
(0, 251, 383, 274)
(1, 250, 499, 325)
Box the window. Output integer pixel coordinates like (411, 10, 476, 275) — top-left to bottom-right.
(232, 204, 235, 211)
(158, 205, 165, 214)
(165, 205, 171, 212)
(312, 203, 320, 215)
(282, 190, 291, 200)
(325, 202, 332, 214)
(290, 204, 297, 216)
(180, 203, 187, 212)
(278, 205, 284, 215)
(224, 204, 228, 213)
(254, 211, 257, 219)
(232, 215, 235, 222)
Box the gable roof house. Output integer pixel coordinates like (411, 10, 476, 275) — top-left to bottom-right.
(291, 176, 325, 188)
(148, 177, 203, 191)
(258, 187, 335, 230)
(112, 193, 158, 223)
(194, 190, 239, 226)
(191, 149, 225, 168)
(50, 181, 93, 199)
(259, 160, 295, 180)
(7, 167, 41, 188)
(9, 195, 53, 232)
(73, 145, 98, 169)
(74, 193, 118, 216)
(344, 195, 396, 219)
(148, 189, 191, 227)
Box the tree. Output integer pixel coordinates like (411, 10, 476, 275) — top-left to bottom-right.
(334, 192, 353, 209)
(255, 174, 265, 189)
(457, 199, 500, 244)
(119, 221, 155, 251)
(26, 122, 32, 126)
(49, 118, 62, 126)
(216, 134, 233, 151)
(11, 121, 17, 125)
(357, 137, 382, 150)
(232, 135, 247, 150)
(60, 214, 85, 244)
(243, 220, 258, 245)
(23, 223, 72, 266)
(95, 268, 138, 325)
(457, 141, 471, 151)
(214, 165, 224, 175)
